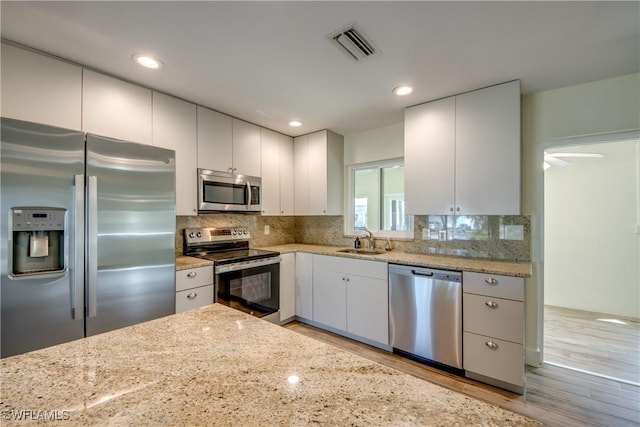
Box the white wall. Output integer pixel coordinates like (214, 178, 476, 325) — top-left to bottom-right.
(344, 121, 403, 165)
(544, 141, 640, 318)
(522, 72, 640, 364)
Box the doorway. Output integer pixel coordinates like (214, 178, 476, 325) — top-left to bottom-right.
(543, 138, 640, 385)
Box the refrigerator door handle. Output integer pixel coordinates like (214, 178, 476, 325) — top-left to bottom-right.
(73, 174, 85, 320)
(87, 175, 98, 318)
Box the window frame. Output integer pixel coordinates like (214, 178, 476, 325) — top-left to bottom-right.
(345, 158, 413, 239)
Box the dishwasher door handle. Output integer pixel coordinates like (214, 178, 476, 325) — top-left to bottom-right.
(411, 270, 434, 277)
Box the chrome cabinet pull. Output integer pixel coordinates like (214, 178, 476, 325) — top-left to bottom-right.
(485, 300, 499, 308)
(485, 277, 498, 285)
(187, 271, 197, 278)
(187, 292, 197, 299)
(485, 341, 499, 350)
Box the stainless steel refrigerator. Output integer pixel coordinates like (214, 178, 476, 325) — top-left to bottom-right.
(1, 118, 176, 358)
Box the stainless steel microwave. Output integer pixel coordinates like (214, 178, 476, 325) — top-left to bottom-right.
(198, 169, 261, 213)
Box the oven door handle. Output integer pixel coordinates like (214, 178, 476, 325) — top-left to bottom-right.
(215, 256, 281, 274)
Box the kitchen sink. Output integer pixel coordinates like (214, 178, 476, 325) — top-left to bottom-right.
(336, 248, 386, 255)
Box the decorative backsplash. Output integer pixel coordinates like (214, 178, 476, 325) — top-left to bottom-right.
(177, 214, 530, 261)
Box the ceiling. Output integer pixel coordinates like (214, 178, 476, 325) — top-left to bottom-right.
(1, 1, 638, 137)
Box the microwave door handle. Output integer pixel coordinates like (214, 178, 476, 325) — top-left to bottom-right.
(246, 181, 252, 208)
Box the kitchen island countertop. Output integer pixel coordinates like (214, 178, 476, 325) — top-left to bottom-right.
(259, 243, 532, 278)
(0, 304, 539, 426)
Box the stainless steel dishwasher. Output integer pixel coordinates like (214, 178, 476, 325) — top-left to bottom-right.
(389, 264, 463, 372)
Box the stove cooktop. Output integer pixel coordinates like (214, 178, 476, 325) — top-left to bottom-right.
(193, 248, 280, 265)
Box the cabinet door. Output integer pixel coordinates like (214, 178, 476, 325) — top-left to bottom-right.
(404, 97, 456, 215)
(307, 130, 328, 215)
(279, 134, 295, 216)
(260, 128, 281, 216)
(346, 275, 389, 345)
(279, 253, 296, 322)
(153, 93, 198, 216)
(295, 252, 313, 320)
(293, 135, 309, 215)
(82, 70, 152, 144)
(455, 81, 521, 214)
(313, 267, 347, 331)
(1, 43, 82, 130)
(464, 332, 524, 388)
(232, 119, 261, 176)
(197, 106, 232, 172)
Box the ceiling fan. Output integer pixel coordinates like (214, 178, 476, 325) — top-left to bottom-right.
(543, 152, 603, 169)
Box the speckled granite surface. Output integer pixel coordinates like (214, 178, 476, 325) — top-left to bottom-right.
(176, 255, 213, 271)
(259, 244, 532, 277)
(0, 304, 540, 426)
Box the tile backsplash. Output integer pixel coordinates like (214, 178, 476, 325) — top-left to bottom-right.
(177, 214, 530, 261)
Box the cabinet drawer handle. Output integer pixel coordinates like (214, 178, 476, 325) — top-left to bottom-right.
(485, 341, 499, 350)
(187, 292, 198, 300)
(485, 277, 498, 285)
(485, 300, 499, 309)
(187, 271, 197, 278)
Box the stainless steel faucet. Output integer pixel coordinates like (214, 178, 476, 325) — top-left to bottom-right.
(363, 228, 375, 250)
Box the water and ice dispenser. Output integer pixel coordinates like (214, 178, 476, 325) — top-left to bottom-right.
(11, 207, 66, 276)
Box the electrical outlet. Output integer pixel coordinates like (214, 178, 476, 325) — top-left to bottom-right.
(503, 225, 524, 240)
(264, 225, 270, 235)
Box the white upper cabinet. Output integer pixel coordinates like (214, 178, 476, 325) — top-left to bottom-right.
(196, 106, 233, 172)
(1, 43, 82, 130)
(404, 80, 521, 215)
(232, 119, 261, 177)
(152, 92, 198, 216)
(196, 109, 260, 177)
(261, 129, 294, 216)
(404, 96, 456, 215)
(82, 70, 152, 144)
(279, 134, 295, 215)
(455, 81, 521, 214)
(294, 130, 344, 216)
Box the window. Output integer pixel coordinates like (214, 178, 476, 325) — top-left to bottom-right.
(346, 159, 413, 238)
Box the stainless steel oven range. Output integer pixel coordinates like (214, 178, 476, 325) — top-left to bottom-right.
(183, 227, 280, 323)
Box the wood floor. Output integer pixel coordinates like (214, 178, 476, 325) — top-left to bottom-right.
(544, 305, 640, 385)
(284, 321, 640, 427)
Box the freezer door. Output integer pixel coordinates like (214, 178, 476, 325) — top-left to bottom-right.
(1, 118, 85, 358)
(85, 135, 176, 336)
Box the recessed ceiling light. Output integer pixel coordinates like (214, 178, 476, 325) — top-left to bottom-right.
(289, 120, 302, 127)
(393, 86, 413, 96)
(133, 53, 162, 70)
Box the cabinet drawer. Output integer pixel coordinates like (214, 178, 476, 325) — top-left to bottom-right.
(463, 293, 524, 343)
(463, 271, 524, 301)
(176, 285, 214, 313)
(176, 266, 213, 291)
(463, 332, 524, 387)
(314, 254, 387, 280)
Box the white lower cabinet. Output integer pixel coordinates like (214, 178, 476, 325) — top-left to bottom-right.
(295, 252, 313, 321)
(462, 271, 525, 393)
(279, 253, 296, 323)
(312, 255, 388, 348)
(175, 266, 214, 313)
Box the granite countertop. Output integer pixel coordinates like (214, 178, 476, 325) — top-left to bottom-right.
(0, 304, 539, 426)
(259, 243, 532, 278)
(176, 255, 213, 271)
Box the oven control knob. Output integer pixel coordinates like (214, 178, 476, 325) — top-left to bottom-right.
(243, 230, 248, 235)
(232, 230, 237, 235)
(196, 231, 202, 238)
(189, 232, 195, 238)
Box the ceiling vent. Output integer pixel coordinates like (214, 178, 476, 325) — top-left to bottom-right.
(330, 24, 378, 61)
